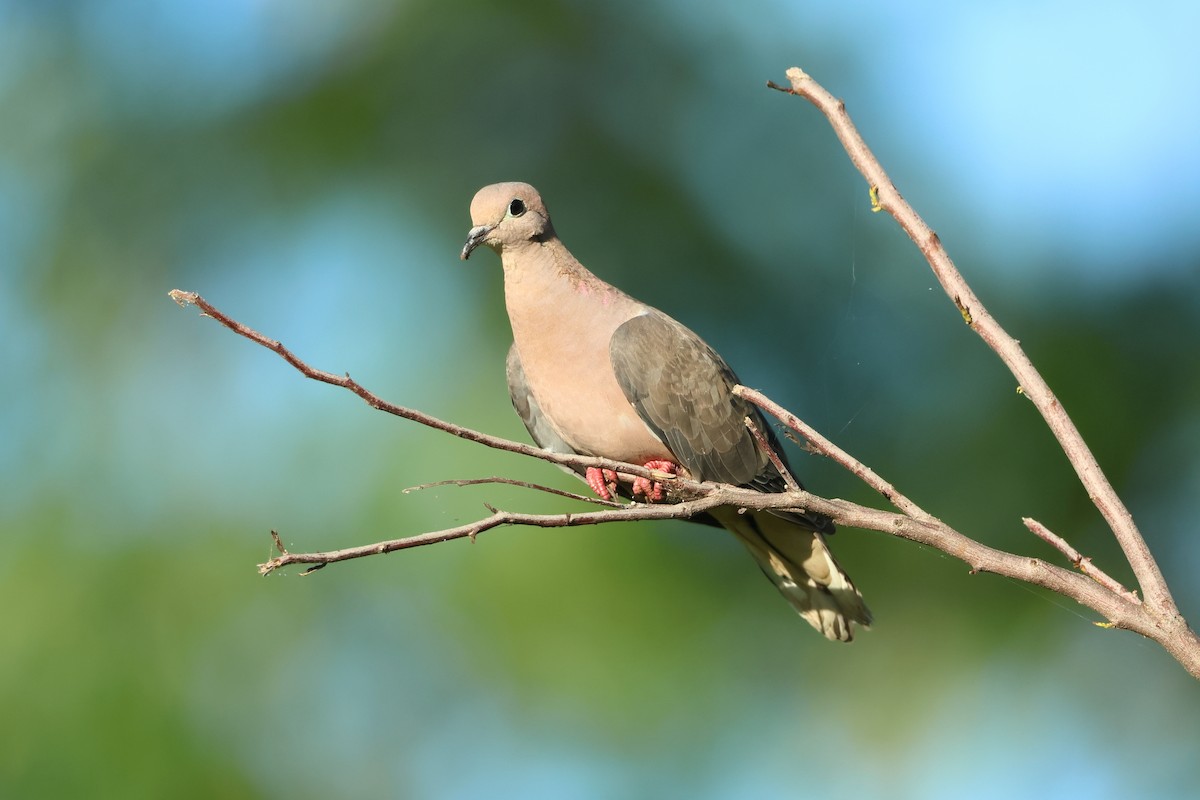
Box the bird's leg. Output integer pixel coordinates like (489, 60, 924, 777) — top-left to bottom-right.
(631, 460, 678, 503)
(585, 467, 620, 501)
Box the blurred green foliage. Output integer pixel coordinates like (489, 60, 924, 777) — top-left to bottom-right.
(3, 1, 1199, 798)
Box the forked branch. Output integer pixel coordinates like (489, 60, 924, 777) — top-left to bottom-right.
(768, 66, 1195, 674)
(768, 67, 1171, 612)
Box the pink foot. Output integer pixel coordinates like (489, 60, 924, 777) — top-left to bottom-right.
(632, 460, 678, 502)
(586, 467, 619, 501)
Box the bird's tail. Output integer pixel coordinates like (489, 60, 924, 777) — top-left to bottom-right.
(713, 507, 872, 642)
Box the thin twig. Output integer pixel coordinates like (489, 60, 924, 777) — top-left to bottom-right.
(258, 494, 733, 576)
(402, 476, 623, 507)
(1024, 517, 1141, 605)
(743, 416, 800, 492)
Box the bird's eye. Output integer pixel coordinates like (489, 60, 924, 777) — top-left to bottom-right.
(508, 198, 526, 217)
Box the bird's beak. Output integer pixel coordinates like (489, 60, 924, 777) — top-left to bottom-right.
(461, 224, 494, 260)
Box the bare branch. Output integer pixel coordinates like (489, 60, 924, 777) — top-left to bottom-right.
(257, 493, 734, 576)
(1023, 517, 1141, 605)
(769, 66, 1200, 677)
(743, 415, 800, 492)
(253, 459, 1155, 643)
(167, 290, 675, 489)
(770, 68, 1174, 615)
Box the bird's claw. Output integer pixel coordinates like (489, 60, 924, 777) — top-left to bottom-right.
(586, 467, 619, 501)
(632, 460, 677, 502)
(586, 462, 678, 502)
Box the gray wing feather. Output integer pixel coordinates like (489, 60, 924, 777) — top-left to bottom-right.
(608, 312, 764, 485)
(609, 312, 833, 534)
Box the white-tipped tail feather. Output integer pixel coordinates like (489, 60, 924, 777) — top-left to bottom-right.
(712, 508, 872, 642)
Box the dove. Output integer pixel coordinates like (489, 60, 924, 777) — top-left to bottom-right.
(461, 182, 870, 641)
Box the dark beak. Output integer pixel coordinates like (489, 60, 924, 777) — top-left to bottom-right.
(461, 224, 493, 260)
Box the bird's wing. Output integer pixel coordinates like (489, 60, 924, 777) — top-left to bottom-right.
(608, 312, 766, 486)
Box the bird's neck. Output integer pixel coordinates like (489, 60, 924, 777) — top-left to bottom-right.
(502, 238, 631, 314)
(501, 239, 640, 379)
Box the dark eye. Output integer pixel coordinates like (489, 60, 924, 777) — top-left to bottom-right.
(508, 198, 526, 217)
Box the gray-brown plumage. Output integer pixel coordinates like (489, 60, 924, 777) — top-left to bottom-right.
(463, 182, 871, 641)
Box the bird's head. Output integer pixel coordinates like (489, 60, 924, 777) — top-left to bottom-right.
(461, 182, 554, 260)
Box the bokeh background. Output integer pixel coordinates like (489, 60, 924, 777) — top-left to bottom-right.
(3, 1, 1199, 797)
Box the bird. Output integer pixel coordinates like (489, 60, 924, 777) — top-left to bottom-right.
(460, 182, 871, 641)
